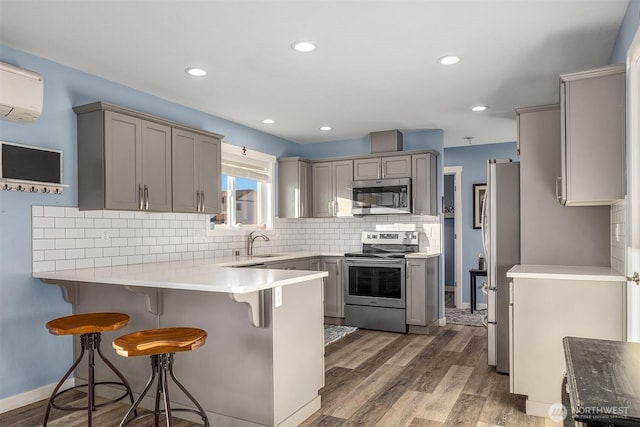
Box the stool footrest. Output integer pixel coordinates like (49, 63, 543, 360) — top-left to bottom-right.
(49, 382, 133, 411)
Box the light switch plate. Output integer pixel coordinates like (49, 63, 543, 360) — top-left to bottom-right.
(274, 286, 282, 307)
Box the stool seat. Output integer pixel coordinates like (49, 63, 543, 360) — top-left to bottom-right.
(46, 312, 129, 335)
(113, 327, 207, 357)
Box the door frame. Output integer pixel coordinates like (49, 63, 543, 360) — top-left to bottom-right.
(626, 26, 640, 342)
(444, 166, 463, 308)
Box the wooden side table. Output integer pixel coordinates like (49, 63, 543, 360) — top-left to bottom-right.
(468, 269, 487, 313)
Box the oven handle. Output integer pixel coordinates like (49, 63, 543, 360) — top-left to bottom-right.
(344, 258, 405, 264)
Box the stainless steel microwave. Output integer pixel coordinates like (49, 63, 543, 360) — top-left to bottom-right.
(352, 178, 412, 215)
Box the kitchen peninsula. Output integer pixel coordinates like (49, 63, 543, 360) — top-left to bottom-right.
(34, 260, 328, 427)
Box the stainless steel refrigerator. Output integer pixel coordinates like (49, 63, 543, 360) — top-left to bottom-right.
(482, 159, 520, 374)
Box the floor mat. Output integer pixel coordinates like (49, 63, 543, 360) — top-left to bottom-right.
(324, 325, 357, 346)
(445, 307, 486, 327)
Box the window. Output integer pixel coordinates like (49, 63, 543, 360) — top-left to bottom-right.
(210, 143, 275, 230)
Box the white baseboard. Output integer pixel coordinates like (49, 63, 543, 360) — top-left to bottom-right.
(0, 378, 74, 414)
(445, 286, 455, 292)
(457, 302, 470, 309)
(476, 303, 487, 310)
(439, 318, 446, 326)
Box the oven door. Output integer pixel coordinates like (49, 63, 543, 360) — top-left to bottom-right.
(344, 258, 406, 308)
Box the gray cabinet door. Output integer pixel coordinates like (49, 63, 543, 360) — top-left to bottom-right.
(353, 158, 381, 180)
(198, 134, 221, 214)
(171, 128, 199, 213)
(312, 162, 333, 217)
(333, 160, 353, 217)
(406, 259, 426, 325)
(322, 257, 343, 318)
(411, 153, 437, 215)
(141, 120, 172, 212)
(382, 155, 411, 178)
(104, 111, 142, 211)
(561, 65, 625, 205)
(278, 158, 311, 218)
(299, 161, 311, 218)
(172, 129, 221, 214)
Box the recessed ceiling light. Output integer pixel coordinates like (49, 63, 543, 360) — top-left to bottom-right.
(185, 67, 207, 77)
(262, 119, 276, 124)
(437, 56, 461, 65)
(292, 41, 316, 53)
(471, 105, 488, 112)
(319, 126, 332, 131)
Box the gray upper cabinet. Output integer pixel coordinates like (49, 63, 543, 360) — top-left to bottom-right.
(75, 105, 172, 211)
(74, 101, 223, 213)
(559, 64, 626, 206)
(412, 153, 437, 215)
(172, 128, 221, 214)
(312, 160, 353, 217)
(353, 155, 411, 180)
(278, 157, 312, 218)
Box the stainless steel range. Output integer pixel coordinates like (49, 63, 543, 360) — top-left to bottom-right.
(344, 231, 419, 333)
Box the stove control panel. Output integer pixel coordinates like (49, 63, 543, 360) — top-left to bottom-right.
(361, 231, 418, 245)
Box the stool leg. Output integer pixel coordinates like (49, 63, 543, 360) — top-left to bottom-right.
(95, 333, 136, 411)
(159, 354, 173, 427)
(167, 354, 210, 427)
(154, 355, 162, 426)
(43, 336, 86, 427)
(87, 334, 95, 427)
(119, 355, 157, 427)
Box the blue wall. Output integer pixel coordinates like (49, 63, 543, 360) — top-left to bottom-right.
(443, 142, 518, 305)
(0, 45, 300, 400)
(610, 0, 640, 64)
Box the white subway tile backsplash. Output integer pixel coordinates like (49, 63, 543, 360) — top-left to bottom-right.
(32, 206, 442, 271)
(33, 261, 55, 272)
(33, 239, 55, 250)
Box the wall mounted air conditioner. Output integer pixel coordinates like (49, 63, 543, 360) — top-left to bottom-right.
(0, 61, 43, 123)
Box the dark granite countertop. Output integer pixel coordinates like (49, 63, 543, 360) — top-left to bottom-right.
(563, 337, 640, 426)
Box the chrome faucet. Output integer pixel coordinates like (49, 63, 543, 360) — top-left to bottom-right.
(247, 231, 270, 256)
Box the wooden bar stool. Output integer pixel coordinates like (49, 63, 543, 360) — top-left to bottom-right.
(43, 312, 135, 427)
(113, 327, 209, 427)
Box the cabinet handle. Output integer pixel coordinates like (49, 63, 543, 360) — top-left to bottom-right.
(196, 190, 201, 212)
(379, 164, 382, 179)
(144, 185, 149, 210)
(201, 191, 205, 212)
(383, 163, 387, 179)
(555, 176, 562, 203)
(138, 184, 144, 210)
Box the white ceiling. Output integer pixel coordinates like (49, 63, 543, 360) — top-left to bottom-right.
(0, 0, 629, 147)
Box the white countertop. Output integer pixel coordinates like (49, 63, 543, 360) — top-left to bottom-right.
(33, 259, 328, 294)
(507, 265, 626, 282)
(405, 252, 440, 259)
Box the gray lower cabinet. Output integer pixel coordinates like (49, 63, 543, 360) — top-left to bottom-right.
(172, 128, 221, 214)
(322, 257, 344, 318)
(559, 64, 625, 206)
(406, 257, 438, 326)
(312, 160, 353, 217)
(412, 153, 437, 215)
(76, 108, 172, 211)
(266, 258, 312, 271)
(278, 157, 312, 218)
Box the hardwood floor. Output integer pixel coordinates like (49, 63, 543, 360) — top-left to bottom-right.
(445, 291, 455, 308)
(1, 325, 554, 426)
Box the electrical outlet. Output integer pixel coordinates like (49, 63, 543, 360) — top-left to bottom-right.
(100, 230, 109, 242)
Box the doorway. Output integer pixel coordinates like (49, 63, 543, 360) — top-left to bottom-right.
(444, 166, 463, 308)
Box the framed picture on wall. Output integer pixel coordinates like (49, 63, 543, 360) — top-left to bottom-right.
(473, 183, 487, 229)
